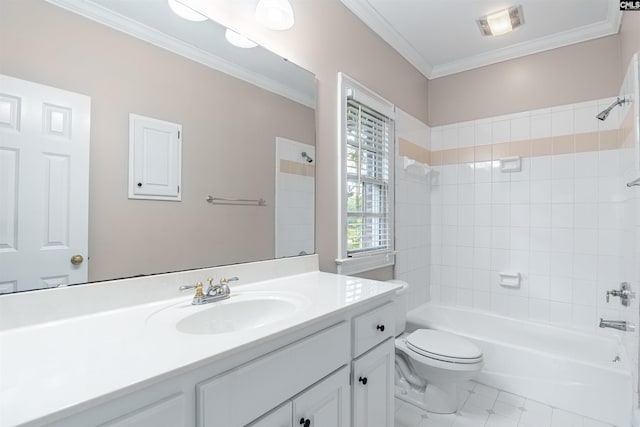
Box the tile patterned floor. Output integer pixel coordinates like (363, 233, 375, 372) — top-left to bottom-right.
(394, 381, 615, 427)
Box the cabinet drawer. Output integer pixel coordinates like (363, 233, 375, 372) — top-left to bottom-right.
(197, 321, 350, 427)
(352, 303, 394, 357)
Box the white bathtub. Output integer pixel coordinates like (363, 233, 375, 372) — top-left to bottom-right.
(406, 303, 633, 427)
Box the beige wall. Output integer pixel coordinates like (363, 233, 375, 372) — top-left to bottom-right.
(0, 0, 315, 281)
(620, 11, 640, 77)
(186, 0, 430, 273)
(428, 35, 622, 126)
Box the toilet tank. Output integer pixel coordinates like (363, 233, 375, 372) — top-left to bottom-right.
(387, 280, 409, 336)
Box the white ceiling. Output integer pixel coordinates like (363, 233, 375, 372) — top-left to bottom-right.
(340, 0, 622, 79)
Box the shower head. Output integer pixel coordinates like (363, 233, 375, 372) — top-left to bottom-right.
(301, 151, 313, 163)
(596, 97, 628, 121)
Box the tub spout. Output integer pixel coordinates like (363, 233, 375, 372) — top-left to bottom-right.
(599, 318, 635, 332)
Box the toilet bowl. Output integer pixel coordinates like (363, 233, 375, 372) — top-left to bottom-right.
(389, 280, 483, 414)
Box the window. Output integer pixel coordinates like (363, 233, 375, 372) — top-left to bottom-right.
(337, 74, 395, 274)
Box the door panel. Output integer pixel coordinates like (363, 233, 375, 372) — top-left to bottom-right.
(0, 74, 90, 292)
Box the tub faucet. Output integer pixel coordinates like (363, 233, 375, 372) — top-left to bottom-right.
(599, 318, 635, 332)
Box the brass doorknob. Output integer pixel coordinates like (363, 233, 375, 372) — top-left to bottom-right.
(70, 254, 84, 265)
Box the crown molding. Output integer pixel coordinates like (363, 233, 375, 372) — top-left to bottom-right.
(430, 12, 623, 78)
(340, 0, 433, 78)
(341, 0, 623, 80)
(44, 0, 315, 108)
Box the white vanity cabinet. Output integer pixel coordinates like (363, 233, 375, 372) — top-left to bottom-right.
(197, 322, 350, 427)
(249, 367, 350, 427)
(12, 272, 399, 427)
(350, 302, 395, 427)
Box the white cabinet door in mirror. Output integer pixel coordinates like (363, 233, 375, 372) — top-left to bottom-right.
(129, 114, 181, 201)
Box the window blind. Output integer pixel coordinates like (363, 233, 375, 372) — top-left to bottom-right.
(345, 98, 393, 256)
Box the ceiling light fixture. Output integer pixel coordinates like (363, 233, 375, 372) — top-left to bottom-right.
(255, 0, 295, 31)
(225, 29, 258, 49)
(167, 0, 207, 22)
(477, 5, 523, 36)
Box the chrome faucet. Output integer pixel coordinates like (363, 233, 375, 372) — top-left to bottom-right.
(605, 282, 632, 306)
(179, 277, 238, 305)
(599, 318, 635, 332)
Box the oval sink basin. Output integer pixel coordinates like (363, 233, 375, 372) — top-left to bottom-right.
(176, 297, 298, 335)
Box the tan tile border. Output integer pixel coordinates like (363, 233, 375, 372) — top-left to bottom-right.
(280, 159, 315, 176)
(427, 129, 629, 166)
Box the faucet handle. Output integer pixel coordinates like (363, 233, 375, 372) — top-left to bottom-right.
(218, 277, 237, 295)
(179, 283, 204, 298)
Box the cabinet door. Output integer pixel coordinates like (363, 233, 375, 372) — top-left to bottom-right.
(128, 114, 182, 201)
(247, 402, 293, 427)
(293, 366, 350, 427)
(352, 338, 394, 427)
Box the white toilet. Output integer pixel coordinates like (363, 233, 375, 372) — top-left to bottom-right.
(389, 280, 483, 414)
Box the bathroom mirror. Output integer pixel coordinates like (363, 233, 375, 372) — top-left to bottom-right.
(0, 0, 316, 293)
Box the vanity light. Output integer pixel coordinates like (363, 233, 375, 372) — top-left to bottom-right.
(255, 0, 295, 31)
(167, 0, 207, 22)
(477, 5, 523, 36)
(225, 29, 258, 49)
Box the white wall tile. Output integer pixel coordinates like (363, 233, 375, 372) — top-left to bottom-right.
(598, 150, 621, 177)
(458, 124, 475, 148)
(531, 112, 552, 139)
(549, 301, 573, 327)
(530, 156, 552, 181)
(475, 120, 492, 146)
(574, 152, 599, 178)
(551, 154, 575, 179)
(473, 291, 491, 310)
(529, 275, 550, 299)
(551, 108, 574, 136)
(551, 204, 574, 228)
(492, 119, 511, 143)
(574, 177, 598, 203)
(427, 96, 631, 337)
(551, 179, 575, 203)
(510, 115, 530, 141)
(510, 181, 530, 204)
(510, 204, 530, 227)
(574, 104, 598, 134)
(530, 204, 551, 227)
(529, 298, 550, 322)
(575, 204, 599, 228)
(441, 125, 458, 150)
(530, 227, 551, 252)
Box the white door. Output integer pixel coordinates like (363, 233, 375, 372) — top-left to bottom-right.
(293, 367, 350, 427)
(0, 74, 90, 292)
(352, 338, 395, 427)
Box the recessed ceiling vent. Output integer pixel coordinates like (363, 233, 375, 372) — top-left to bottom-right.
(477, 5, 524, 36)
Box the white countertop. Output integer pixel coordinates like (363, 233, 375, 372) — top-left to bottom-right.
(0, 271, 397, 426)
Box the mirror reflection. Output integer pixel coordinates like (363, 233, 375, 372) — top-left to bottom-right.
(0, 0, 316, 293)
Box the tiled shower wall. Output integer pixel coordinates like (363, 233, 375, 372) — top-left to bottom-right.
(619, 55, 640, 402)
(428, 96, 636, 334)
(395, 109, 431, 311)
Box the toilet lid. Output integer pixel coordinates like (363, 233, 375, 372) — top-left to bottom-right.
(406, 330, 482, 364)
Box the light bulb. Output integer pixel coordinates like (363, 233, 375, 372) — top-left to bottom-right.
(225, 29, 258, 49)
(167, 0, 207, 22)
(255, 0, 294, 31)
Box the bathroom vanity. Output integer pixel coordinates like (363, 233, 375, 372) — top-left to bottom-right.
(0, 255, 398, 427)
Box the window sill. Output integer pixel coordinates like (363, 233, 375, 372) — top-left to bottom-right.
(335, 252, 395, 275)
